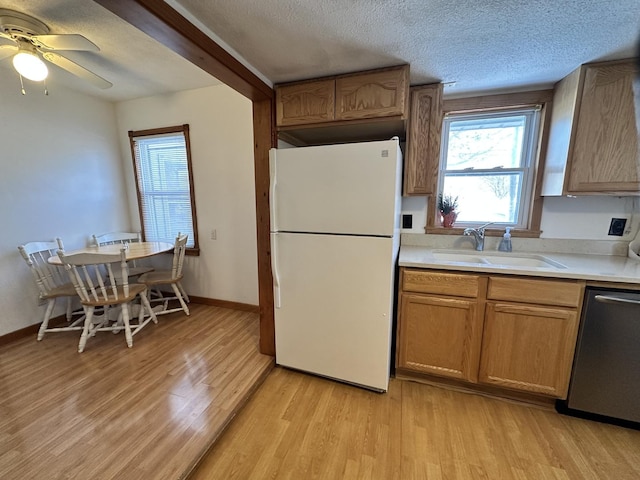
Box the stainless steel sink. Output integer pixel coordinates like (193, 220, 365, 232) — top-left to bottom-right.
(430, 250, 566, 269)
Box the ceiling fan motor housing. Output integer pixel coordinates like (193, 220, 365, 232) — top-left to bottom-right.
(0, 8, 111, 89)
(0, 9, 50, 39)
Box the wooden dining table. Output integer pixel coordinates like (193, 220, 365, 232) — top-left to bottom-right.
(47, 241, 174, 265)
(48, 240, 175, 323)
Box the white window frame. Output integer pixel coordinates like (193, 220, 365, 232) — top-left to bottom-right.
(437, 107, 541, 229)
(129, 124, 199, 254)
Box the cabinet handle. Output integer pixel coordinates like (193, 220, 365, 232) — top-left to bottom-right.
(594, 294, 640, 306)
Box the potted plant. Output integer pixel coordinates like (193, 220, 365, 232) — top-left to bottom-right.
(438, 193, 458, 228)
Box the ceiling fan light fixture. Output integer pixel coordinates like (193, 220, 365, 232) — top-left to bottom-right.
(12, 51, 48, 81)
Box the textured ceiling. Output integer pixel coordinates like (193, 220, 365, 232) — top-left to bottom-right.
(175, 0, 640, 96)
(1, 1, 638, 102)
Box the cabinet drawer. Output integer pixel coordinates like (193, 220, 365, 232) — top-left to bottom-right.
(487, 277, 583, 307)
(402, 269, 479, 298)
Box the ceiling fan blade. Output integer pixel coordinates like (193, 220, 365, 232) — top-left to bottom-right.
(0, 30, 16, 43)
(0, 32, 17, 49)
(0, 43, 18, 60)
(31, 34, 99, 52)
(41, 51, 112, 89)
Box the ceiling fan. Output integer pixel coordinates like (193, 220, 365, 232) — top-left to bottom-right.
(0, 8, 112, 91)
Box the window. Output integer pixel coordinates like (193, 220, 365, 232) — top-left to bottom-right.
(437, 107, 541, 229)
(129, 124, 199, 253)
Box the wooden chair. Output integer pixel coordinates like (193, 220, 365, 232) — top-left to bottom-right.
(58, 246, 157, 353)
(138, 233, 190, 316)
(18, 238, 85, 340)
(92, 231, 154, 279)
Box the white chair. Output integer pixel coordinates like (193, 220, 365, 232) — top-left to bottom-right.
(59, 246, 157, 353)
(138, 233, 190, 316)
(18, 239, 84, 340)
(92, 231, 154, 279)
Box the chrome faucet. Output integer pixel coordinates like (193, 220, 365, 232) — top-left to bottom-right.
(463, 222, 494, 251)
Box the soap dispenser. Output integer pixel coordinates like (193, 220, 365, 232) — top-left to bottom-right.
(498, 227, 512, 252)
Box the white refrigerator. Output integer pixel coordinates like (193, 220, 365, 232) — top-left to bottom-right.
(269, 138, 402, 392)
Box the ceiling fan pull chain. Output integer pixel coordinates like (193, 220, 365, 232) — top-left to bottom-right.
(43, 78, 48, 96)
(18, 73, 25, 95)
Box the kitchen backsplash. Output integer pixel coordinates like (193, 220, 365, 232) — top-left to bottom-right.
(401, 233, 629, 257)
(401, 195, 640, 241)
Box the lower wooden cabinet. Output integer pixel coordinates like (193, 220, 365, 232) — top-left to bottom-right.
(397, 293, 482, 382)
(396, 268, 585, 399)
(478, 302, 579, 398)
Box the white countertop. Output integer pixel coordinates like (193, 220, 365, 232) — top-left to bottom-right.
(399, 245, 640, 284)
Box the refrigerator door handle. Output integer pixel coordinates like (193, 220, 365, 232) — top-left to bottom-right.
(270, 233, 281, 308)
(594, 294, 640, 306)
(269, 149, 278, 231)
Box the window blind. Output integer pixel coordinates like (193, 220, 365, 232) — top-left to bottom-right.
(132, 132, 195, 248)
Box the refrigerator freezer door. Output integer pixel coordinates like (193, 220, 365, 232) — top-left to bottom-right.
(270, 140, 401, 236)
(272, 232, 397, 391)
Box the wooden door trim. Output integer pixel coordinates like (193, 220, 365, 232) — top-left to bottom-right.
(95, 0, 276, 355)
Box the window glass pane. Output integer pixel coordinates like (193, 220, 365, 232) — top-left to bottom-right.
(132, 131, 196, 248)
(442, 172, 523, 224)
(446, 115, 526, 170)
(438, 108, 540, 228)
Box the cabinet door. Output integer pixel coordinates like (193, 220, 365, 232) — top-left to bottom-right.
(404, 84, 443, 195)
(275, 79, 335, 127)
(335, 66, 409, 121)
(397, 293, 483, 382)
(568, 60, 639, 193)
(479, 302, 579, 398)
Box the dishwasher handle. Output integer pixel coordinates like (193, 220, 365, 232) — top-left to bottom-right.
(594, 294, 640, 306)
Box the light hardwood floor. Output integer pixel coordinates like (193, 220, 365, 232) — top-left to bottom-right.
(191, 367, 640, 480)
(0, 304, 274, 480)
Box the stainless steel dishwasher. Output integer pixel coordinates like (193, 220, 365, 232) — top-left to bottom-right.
(562, 287, 640, 425)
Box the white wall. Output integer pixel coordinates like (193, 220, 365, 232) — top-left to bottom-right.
(0, 77, 131, 336)
(401, 195, 640, 240)
(540, 196, 639, 240)
(115, 84, 259, 305)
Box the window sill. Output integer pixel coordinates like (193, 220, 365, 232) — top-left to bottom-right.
(185, 248, 200, 256)
(424, 226, 542, 238)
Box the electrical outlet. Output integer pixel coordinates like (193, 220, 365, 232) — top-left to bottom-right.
(608, 218, 627, 236)
(210, 229, 217, 240)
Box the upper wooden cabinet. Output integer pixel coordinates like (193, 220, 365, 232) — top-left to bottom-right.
(334, 67, 409, 121)
(404, 83, 443, 196)
(275, 65, 409, 144)
(276, 79, 335, 127)
(542, 58, 640, 196)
